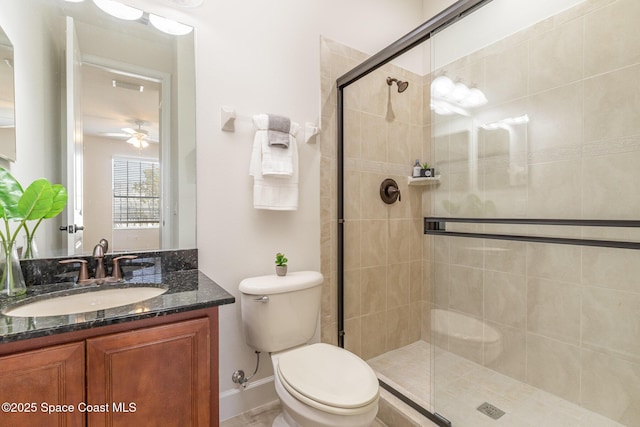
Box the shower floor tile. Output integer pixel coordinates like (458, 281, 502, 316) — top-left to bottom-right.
(367, 340, 626, 427)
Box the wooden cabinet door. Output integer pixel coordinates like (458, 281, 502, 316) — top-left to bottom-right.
(86, 318, 210, 427)
(0, 342, 85, 427)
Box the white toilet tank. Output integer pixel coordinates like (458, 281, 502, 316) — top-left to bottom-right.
(239, 271, 323, 353)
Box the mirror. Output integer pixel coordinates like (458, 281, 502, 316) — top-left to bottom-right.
(0, 0, 196, 258)
(0, 25, 15, 161)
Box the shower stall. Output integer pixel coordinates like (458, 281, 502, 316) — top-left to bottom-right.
(319, 0, 640, 425)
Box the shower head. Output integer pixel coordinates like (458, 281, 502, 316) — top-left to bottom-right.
(386, 77, 409, 93)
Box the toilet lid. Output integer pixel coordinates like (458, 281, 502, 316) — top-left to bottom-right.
(277, 343, 379, 409)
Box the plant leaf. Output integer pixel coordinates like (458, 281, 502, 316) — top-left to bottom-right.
(44, 184, 68, 219)
(0, 167, 24, 220)
(18, 179, 54, 221)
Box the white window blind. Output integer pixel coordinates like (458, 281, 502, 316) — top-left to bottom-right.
(113, 158, 160, 228)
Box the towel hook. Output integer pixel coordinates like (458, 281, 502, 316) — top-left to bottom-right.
(380, 178, 401, 204)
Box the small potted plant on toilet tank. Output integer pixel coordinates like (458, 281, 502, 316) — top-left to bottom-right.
(275, 252, 288, 276)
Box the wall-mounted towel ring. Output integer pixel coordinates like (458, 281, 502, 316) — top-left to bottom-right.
(380, 178, 401, 204)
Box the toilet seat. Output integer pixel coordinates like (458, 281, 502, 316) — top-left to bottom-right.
(276, 343, 379, 416)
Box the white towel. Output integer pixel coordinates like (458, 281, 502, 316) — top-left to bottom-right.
(253, 114, 299, 177)
(249, 117, 299, 211)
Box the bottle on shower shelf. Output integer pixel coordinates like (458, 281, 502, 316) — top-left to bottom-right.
(413, 159, 421, 177)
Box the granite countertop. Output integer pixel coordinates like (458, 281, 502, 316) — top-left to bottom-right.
(0, 250, 235, 344)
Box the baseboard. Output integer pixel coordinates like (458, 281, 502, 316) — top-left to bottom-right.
(219, 376, 278, 421)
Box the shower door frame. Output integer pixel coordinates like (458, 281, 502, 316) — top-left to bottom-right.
(335, 0, 493, 425)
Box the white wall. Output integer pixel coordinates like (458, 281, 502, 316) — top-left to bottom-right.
(125, 0, 425, 420)
(0, 0, 64, 256)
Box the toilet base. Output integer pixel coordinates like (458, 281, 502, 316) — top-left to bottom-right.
(272, 412, 295, 427)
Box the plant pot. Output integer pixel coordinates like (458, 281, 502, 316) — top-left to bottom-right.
(420, 168, 432, 177)
(276, 265, 287, 276)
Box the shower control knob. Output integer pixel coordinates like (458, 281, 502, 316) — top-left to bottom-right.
(380, 178, 401, 204)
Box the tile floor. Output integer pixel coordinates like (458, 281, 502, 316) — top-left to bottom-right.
(368, 340, 626, 427)
(220, 400, 388, 427)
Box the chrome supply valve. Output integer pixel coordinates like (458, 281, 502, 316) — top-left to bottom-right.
(231, 351, 261, 389)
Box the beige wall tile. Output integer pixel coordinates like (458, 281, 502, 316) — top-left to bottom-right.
(485, 321, 526, 381)
(527, 82, 583, 151)
(484, 270, 526, 328)
(584, 0, 640, 77)
(360, 172, 389, 220)
(526, 333, 581, 404)
(582, 150, 640, 220)
(527, 277, 581, 345)
(343, 221, 361, 270)
(387, 262, 411, 309)
(529, 17, 583, 93)
(361, 312, 387, 360)
(584, 64, 640, 142)
(581, 348, 640, 424)
(343, 108, 361, 160)
(388, 219, 415, 264)
(483, 41, 528, 105)
(361, 266, 387, 315)
(343, 170, 361, 220)
(386, 306, 412, 351)
(449, 265, 483, 317)
(361, 112, 388, 162)
(433, 262, 450, 308)
(361, 220, 388, 268)
(343, 268, 361, 320)
(582, 286, 640, 364)
(582, 246, 640, 293)
(484, 240, 526, 275)
(526, 242, 581, 283)
(344, 317, 362, 357)
(449, 237, 484, 268)
(526, 160, 582, 218)
(412, 259, 425, 302)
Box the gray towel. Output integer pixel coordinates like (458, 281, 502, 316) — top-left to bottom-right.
(268, 114, 291, 148)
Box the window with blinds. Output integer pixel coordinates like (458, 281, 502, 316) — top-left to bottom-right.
(113, 158, 160, 228)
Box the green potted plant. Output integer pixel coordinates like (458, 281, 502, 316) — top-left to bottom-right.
(275, 252, 288, 276)
(420, 162, 433, 177)
(0, 167, 68, 296)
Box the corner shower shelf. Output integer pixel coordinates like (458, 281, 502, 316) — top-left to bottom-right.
(408, 176, 440, 186)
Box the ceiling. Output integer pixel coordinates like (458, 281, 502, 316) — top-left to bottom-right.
(82, 63, 160, 143)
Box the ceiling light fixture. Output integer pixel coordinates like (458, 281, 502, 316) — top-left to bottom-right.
(112, 79, 144, 92)
(149, 14, 193, 35)
(430, 74, 488, 115)
(92, 0, 143, 21)
(127, 135, 149, 149)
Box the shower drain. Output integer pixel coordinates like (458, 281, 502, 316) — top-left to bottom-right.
(477, 402, 506, 420)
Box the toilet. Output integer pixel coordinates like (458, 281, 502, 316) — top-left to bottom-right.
(239, 271, 379, 427)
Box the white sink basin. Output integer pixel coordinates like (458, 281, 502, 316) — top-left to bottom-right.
(3, 287, 167, 317)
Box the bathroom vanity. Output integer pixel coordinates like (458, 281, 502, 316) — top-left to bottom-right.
(0, 250, 234, 427)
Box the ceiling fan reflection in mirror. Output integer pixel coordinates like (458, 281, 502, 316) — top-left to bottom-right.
(102, 119, 157, 149)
